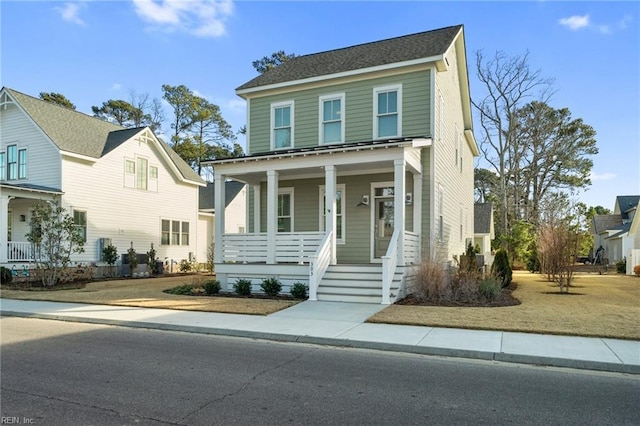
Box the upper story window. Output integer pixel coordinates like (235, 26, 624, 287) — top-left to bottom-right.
(374, 84, 402, 139)
(2, 145, 27, 180)
(18, 149, 27, 179)
(319, 94, 345, 144)
(125, 156, 157, 191)
(0, 152, 5, 180)
(136, 157, 148, 190)
(271, 101, 294, 150)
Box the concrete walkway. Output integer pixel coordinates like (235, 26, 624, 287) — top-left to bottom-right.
(1, 298, 638, 375)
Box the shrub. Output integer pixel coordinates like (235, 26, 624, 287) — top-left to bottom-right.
(179, 259, 192, 273)
(0, 266, 12, 285)
(290, 282, 307, 299)
(234, 279, 252, 296)
(412, 258, 446, 302)
(479, 277, 501, 301)
(634, 265, 640, 277)
(261, 277, 282, 296)
(491, 249, 512, 288)
(615, 259, 626, 274)
(164, 284, 194, 295)
(127, 243, 138, 270)
(204, 279, 221, 295)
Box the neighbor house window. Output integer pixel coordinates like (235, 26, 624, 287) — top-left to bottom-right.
(278, 188, 294, 232)
(319, 94, 345, 144)
(271, 101, 294, 149)
(161, 219, 190, 245)
(438, 185, 444, 242)
(73, 210, 87, 243)
(374, 85, 402, 139)
(319, 184, 345, 243)
(125, 159, 135, 174)
(172, 220, 180, 245)
(136, 157, 148, 190)
(18, 149, 27, 179)
(161, 220, 170, 245)
(7, 145, 17, 180)
(150, 166, 158, 179)
(181, 222, 190, 246)
(0, 152, 5, 180)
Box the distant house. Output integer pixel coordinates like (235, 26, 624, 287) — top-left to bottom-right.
(474, 203, 494, 268)
(203, 25, 479, 303)
(0, 87, 208, 271)
(197, 181, 246, 263)
(591, 195, 640, 274)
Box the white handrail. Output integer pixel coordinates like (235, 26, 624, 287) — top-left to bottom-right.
(381, 229, 400, 305)
(7, 242, 34, 262)
(308, 231, 332, 301)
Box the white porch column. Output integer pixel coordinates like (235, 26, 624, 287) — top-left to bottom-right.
(324, 165, 337, 264)
(0, 195, 9, 263)
(214, 174, 226, 265)
(394, 159, 406, 266)
(413, 174, 422, 236)
(253, 185, 261, 233)
(266, 170, 279, 264)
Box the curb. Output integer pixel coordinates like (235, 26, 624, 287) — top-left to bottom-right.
(3, 310, 638, 375)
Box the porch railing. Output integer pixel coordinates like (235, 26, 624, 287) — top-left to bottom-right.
(221, 232, 324, 264)
(7, 242, 35, 262)
(308, 231, 332, 301)
(381, 230, 400, 305)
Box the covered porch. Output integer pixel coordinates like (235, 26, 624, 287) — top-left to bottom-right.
(205, 138, 430, 304)
(0, 183, 63, 265)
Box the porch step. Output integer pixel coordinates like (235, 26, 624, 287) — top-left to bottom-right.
(316, 265, 403, 304)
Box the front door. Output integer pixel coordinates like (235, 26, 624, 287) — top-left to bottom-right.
(373, 186, 395, 259)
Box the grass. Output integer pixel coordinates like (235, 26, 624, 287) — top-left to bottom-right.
(368, 271, 640, 340)
(2, 271, 638, 339)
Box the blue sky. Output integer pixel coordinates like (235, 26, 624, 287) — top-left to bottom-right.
(1, 1, 638, 209)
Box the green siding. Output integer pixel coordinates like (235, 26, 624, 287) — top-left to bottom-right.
(248, 70, 432, 154)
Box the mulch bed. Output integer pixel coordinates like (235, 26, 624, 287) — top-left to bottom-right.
(395, 283, 521, 307)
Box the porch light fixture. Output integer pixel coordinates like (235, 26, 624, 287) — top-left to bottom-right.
(357, 195, 369, 207)
(20, 215, 26, 222)
(405, 193, 413, 205)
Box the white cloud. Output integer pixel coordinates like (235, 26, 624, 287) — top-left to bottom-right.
(618, 14, 633, 30)
(112, 83, 122, 91)
(131, 0, 233, 37)
(559, 15, 590, 30)
(227, 99, 245, 113)
(590, 172, 616, 181)
(55, 2, 87, 26)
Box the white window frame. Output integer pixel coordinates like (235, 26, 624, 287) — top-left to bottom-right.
(136, 157, 148, 190)
(7, 144, 17, 180)
(72, 209, 87, 243)
(270, 101, 294, 150)
(319, 93, 345, 145)
(0, 152, 6, 181)
(125, 159, 135, 174)
(150, 165, 158, 179)
(18, 148, 27, 179)
(319, 184, 346, 244)
(277, 188, 294, 232)
(373, 84, 402, 139)
(161, 219, 170, 245)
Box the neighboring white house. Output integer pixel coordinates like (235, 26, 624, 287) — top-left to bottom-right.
(196, 181, 247, 264)
(474, 203, 494, 269)
(203, 25, 479, 303)
(0, 87, 209, 272)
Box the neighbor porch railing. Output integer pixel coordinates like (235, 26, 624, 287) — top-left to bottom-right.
(7, 242, 35, 262)
(221, 232, 324, 264)
(308, 231, 333, 301)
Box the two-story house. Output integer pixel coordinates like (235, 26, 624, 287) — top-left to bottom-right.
(0, 87, 213, 271)
(203, 25, 479, 303)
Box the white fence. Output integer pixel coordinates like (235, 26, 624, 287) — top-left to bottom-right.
(7, 242, 35, 262)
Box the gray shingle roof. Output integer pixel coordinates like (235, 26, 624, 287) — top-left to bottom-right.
(474, 203, 493, 235)
(4, 87, 203, 184)
(592, 215, 622, 234)
(615, 195, 639, 220)
(237, 25, 462, 91)
(199, 181, 245, 211)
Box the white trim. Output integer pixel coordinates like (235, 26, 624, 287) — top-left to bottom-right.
(270, 100, 294, 150)
(319, 184, 346, 244)
(318, 93, 345, 145)
(278, 187, 294, 232)
(236, 55, 445, 96)
(245, 98, 251, 155)
(373, 84, 402, 139)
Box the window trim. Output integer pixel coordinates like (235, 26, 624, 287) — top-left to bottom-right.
(319, 184, 346, 244)
(270, 100, 294, 150)
(0, 152, 6, 181)
(72, 209, 87, 243)
(7, 144, 17, 180)
(373, 84, 402, 139)
(277, 188, 294, 232)
(161, 218, 190, 246)
(136, 157, 149, 190)
(161, 219, 170, 245)
(18, 148, 27, 179)
(318, 93, 345, 145)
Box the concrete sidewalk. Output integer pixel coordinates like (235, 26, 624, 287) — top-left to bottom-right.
(1, 298, 638, 375)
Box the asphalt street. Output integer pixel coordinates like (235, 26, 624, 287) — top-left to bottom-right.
(1, 317, 638, 425)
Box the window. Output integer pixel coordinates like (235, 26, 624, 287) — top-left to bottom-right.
(438, 185, 444, 242)
(150, 166, 158, 179)
(7, 145, 17, 180)
(374, 85, 402, 139)
(271, 101, 294, 149)
(7, 209, 12, 241)
(125, 159, 135, 174)
(0, 152, 5, 180)
(161, 219, 190, 245)
(181, 222, 189, 246)
(161, 220, 170, 245)
(136, 157, 148, 190)
(319, 94, 345, 144)
(319, 184, 346, 243)
(73, 210, 87, 243)
(278, 188, 293, 232)
(18, 149, 27, 179)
